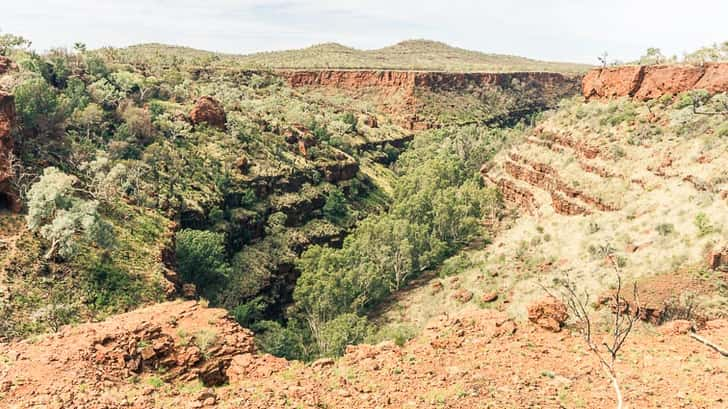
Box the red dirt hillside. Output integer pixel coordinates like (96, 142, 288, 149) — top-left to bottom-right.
(583, 62, 728, 99)
(1, 302, 727, 408)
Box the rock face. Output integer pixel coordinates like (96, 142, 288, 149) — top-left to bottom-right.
(0, 91, 18, 211)
(527, 297, 569, 332)
(707, 243, 728, 270)
(0, 301, 257, 407)
(0, 56, 16, 75)
(281, 70, 581, 130)
(190, 96, 227, 129)
(583, 62, 728, 100)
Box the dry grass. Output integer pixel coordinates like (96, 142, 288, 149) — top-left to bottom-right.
(376, 93, 728, 330)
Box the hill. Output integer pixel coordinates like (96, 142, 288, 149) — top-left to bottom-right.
(125, 40, 592, 73)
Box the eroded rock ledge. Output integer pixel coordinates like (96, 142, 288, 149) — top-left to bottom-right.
(582, 62, 728, 100)
(280, 70, 581, 130)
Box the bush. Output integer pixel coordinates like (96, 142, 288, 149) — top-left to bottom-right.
(231, 297, 267, 328)
(656, 223, 674, 236)
(254, 320, 310, 361)
(317, 313, 373, 357)
(175, 229, 230, 294)
(14, 77, 65, 136)
(340, 112, 358, 133)
(26, 167, 114, 260)
(322, 188, 348, 223)
(694, 212, 716, 237)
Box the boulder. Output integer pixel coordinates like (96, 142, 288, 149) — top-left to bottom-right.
(190, 96, 226, 129)
(481, 291, 498, 303)
(452, 289, 473, 303)
(527, 297, 569, 332)
(0, 56, 15, 75)
(659, 320, 693, 336)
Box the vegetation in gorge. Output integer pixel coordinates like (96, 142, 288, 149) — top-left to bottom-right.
(252, 125, 508, 360)
(0, 36, 408, 339)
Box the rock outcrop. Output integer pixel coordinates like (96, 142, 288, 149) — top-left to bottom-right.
(190, 96, 227, 129)
(527, 297, 569, 332)
(281, 70, 581, 130)
(0, 91, 18, 211)
(0, 301, 258, 407)
(0, 56, 16, 75)
(583, 62, 728, 100)
(2, 306, 727, 408)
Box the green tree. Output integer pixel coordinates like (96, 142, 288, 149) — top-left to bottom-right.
(317, 313, 373, 357)
(0, 31, 31, 55)
(26, 167, 114, 260)
(14, 77, 65, 136)
(175, 229, 230, 294)
(322, 188, 348, 223)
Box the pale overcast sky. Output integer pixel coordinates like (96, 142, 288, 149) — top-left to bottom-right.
(2, 0, 727, 64)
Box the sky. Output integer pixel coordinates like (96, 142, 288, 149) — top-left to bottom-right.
(2, 0, 727, 64)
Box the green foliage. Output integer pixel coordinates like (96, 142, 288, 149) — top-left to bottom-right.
(0, 31, 31, 55)
(26, 167, 114, 260)
(231, 297, 267, 328)
(656, 223, 675, 236)
(280, 125, 504, 360)
(638, 47, 673, 65)
(684, 41, 728, 64)
(175, 229, 230, 294)
(14, 76, 65, 136)
(254, 320, 310, 361)
(322, 188, 348, 223)
(340, 112, 358, 133)
(317, 313, 373, 357)
(84, 260, 144, 311)
(694, 212, 716, 237)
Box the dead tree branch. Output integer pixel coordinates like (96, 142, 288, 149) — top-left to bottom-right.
(542, 249, 640, 409)
(689, 332, 728, 357)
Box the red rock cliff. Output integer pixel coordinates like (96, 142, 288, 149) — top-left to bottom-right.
(280, 70, 580, 129)
(0, 90, 18, 211)
(583, 62, 728, 100)
(282, 70, 579, 94)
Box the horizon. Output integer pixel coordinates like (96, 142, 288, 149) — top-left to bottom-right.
(2, 1, 728, 65)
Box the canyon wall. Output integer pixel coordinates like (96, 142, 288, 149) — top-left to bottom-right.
(281, 70, 578, 93)
(582, 62, 728, 100)
(0, 91, 18, 211)
(280, 70, 581, 130)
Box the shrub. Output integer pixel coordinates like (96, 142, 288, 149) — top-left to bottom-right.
(656, 223, 674, 236)
(322, 188, 348, 223)
(317, 313, 373, 357)
(26, 167, 114, 260)
(231, 297, 267, 328)
(14, 77, 65, 136)
(340, 112, 358, 133)
(254, 320, 310, 361)
(175, 229, 230, 293)
(694, 212, 716, 237)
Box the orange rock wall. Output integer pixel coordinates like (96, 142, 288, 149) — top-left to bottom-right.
(0, 91, 18, 210)
(281, 70, 581, 129)
(583, 63, 728, 100)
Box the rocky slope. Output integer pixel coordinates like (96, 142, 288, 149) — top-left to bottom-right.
(280, 70, 581, 129)
(583, 62, 728, 99)
(0, 301, 263, 408)
(1, 301, 726, 408)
